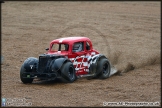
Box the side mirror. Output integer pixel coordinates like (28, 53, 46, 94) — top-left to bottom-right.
(45, 48, 49, 51)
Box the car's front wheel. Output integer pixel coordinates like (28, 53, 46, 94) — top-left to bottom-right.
(20, 64, 33, 84)
(60, 62, 76, 83)
(20, 57, 38, 84)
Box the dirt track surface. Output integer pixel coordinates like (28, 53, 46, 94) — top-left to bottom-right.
(1, 1, 161, 107)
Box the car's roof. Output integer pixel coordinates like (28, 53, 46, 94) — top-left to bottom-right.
(51, 36, 91, 44)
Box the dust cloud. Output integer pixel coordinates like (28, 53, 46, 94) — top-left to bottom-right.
(110, 48, 160, 73)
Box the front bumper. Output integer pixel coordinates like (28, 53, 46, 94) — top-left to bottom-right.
(21, 72, 59, 80)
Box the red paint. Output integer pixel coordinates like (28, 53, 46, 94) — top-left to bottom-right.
(46, 37, 99, 76)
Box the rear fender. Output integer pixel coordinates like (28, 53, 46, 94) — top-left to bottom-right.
(95, 54, 109, 63)
(89, 54, 109, 74)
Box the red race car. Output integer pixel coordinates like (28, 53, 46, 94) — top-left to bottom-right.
(20, 37, 117, 83)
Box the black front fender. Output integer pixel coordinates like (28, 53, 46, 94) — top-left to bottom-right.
(23, 57, 38, 72)
(51, 58, 71, 72)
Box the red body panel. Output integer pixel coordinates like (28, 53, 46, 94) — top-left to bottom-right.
(46, 37, 99, 76)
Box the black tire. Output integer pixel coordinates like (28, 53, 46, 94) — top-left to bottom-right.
(60, 62, 76, 83)
(96, 58, 111, 79)
(20, 64, 33, 84)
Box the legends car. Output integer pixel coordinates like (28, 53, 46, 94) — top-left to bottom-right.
(20, 37, 117, 83)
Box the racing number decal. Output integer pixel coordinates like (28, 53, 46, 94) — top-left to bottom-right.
(71, 55, 88, 71)
(69, 53, 99, 73)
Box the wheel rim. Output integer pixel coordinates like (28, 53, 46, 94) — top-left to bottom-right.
(68, 66, 74, 80)
(102, 62, 109, 75)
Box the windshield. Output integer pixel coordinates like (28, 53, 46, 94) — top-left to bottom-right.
(51, 43, 69, 52)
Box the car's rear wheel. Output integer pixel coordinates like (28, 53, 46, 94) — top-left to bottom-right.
(96, 58, 111, 79)
(60, 62, 76, 83)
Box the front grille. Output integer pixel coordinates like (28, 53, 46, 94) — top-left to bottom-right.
(38, 56, 49, 73)
(38, 54, 65, 73)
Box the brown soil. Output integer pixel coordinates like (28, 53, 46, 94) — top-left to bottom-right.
(1, 1, 161, 107)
